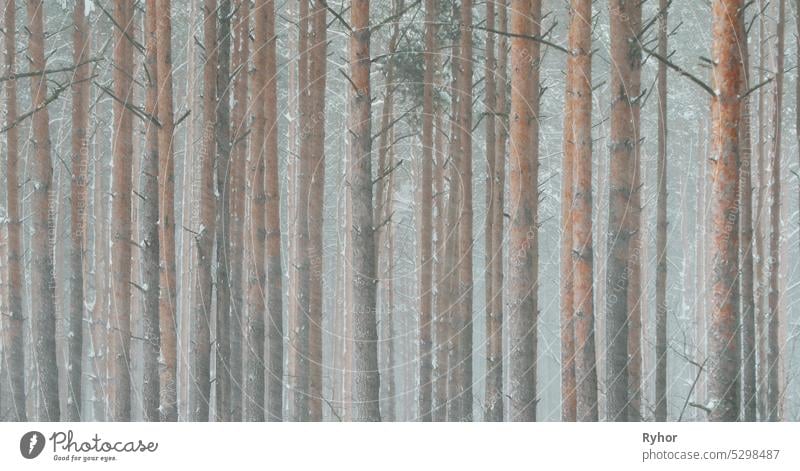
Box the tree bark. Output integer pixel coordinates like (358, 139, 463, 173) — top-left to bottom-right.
(708, 0, 743, 422)
(453, 0, 475, 423)
(109, 0, 134, 422)
(605, 0, 642, 422)
(560, 0, 577, 423)
(157, 0, 179, 422)
(738, 5, 756, 422)
(419, 0, 437, 422)
(291, 0, 311, 421)
(654, 0, 668, 423)
(349, 0, 381, 421)
(189, 0, 218, 421)
(245, 0, 267, 422)
(569, 0, 598, 422)
(141, 0, 161, 422)
(766, 0, 784, 423)
(3, 0, 25, 422)
(508, 0, 539, 422)
(485, 0, 507, 423)
(306, 0, 327, 421)
(228, 0, 250, 422)
(215, 0, 233, 422)
(264, 0, 283, 422)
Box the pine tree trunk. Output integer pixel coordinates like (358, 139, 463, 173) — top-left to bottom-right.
(605, 0, 642, 422)
(228, 0, 250, 422)
(291, 0, 311, 421)
(215, 0, 233, 422)
(349, 0, 381, 421)
(432, 106, 450, 421)
(485, 0, 507, 423)
(141, 0, 161, 422)
(708, 0, 744, 422)
(569, 0, 598, 422)
(108, 0, 134, 422)
(739, 6, 757, 422)
(264, 0, 283, 422)
(156, 0, 179, 422)
(306, 0, 327, 421)
(622, 0, 643, 422)
(245, 0, 267, 422)
(453, 0, 475, 422)
(3, 0, 25, 422)
(508, 0, 539, 422)
(560, 1, 577, 423)
(418, 0, 436, 422)
(189, 0, 218, 421)
(766, 0, 784, 423)
(654, 0, 668, 422)
(755, 0, 768, 420)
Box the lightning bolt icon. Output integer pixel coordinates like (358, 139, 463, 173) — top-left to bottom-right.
(29, 434, 38, 454)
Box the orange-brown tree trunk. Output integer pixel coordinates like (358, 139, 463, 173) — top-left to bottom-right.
(189, 0, 218, 421)
(228, 0, 250, 422)
(569, 0, 598, 422)
(508, 0, 539, 422)
(560, 1, 577, 423)
(708, 0, 744, 422)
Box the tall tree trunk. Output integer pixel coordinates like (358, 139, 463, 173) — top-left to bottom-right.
(245, 0, 267, 422)
(708, 0, 743, 422)
(291, 0, 311, 421)
(109, 0, 134, 422)
(375, 0, 400, 421)
(306, 0, 327, 421)
(766, 0, 784, 423)
(508, 0, 539, 422)
(3, 0, 25, 422)
(228, 0, 250, 422)
(623, 0, 644, 422)
(189, 0, 218, 421)
(157, 0, 179, 422)
(485, 0, 507, 423)
(569, 0, 598, 422)
(264, 0, 283, 422)
(453, 0, 475, 422)
(739, 6, 756, 422)
(349, 0, 381, 421)
(419, 0, 437, 422)
(66, 0, 91, 422)
(654, 0, 669, 422)
(755, 0, 768, 420)
(560, 0, 577, 423)
(605, 0, 642, 422)
(432, 106, 451, 421)
(141, 0, 161, 422)
(92, 110, 110, 422)
(215, 0, 233, 422)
